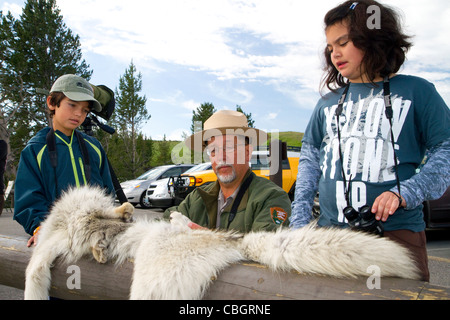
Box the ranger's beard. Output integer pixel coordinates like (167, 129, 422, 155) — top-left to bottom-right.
(215, 162, 237, 184)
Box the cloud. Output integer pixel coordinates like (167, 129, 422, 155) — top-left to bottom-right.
(13, 0, 440, 105)
(3, 0, 449, 138)
(181, 100, 199, 112)
(148, 90, 199, 112)
(1, 2, 22, 16)
(208, 81, 254, 105)
(55, 0, 331, 83)
(5, 0, 450, 88)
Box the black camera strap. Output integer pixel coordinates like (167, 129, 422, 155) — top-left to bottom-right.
(383, 77, 402, 203)
(335, 77, 402, 209)
(226, 172, 254, 230)
(335, 83, 351, 207)
(46, 128, 59, 198)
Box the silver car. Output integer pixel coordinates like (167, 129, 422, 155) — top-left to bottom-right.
(147, 162, 212, 209)
(120, 164, 194, 208)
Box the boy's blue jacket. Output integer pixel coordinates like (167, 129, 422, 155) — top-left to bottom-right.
(14, 127, 115, 235)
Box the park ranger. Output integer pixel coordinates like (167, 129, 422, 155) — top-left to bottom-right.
(164, 110, 290, 232)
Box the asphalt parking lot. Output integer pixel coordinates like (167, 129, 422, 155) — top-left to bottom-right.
(1, 206, 449, 300)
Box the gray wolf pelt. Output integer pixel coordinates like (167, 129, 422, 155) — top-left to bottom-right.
(24, 185, 420, 300)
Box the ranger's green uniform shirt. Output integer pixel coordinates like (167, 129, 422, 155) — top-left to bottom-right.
(164, 170, 291, 232)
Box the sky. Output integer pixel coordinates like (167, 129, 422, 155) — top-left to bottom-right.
(2, 0, 450, 141)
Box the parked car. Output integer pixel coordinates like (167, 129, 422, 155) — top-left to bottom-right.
(172, 164, 218, 199)
(415, 165, 450, 228)
(120, 164, 194, 208)
(147, 162, 212, 209)
(423, 185, 450, 228)
(171, 148, 301, 202)
(250, 149, 300, 200)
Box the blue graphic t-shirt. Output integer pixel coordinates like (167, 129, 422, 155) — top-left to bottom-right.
(303, 75, 450, 232)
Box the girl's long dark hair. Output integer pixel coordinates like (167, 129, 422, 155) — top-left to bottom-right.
(321, 0, 412, 92)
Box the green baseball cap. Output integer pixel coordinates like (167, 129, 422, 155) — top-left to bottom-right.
(50, 74, 102, 112)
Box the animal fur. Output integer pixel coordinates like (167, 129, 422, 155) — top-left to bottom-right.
(24, 185, 420, 300)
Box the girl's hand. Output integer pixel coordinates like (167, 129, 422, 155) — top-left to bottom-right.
(371, 191, 406, 222)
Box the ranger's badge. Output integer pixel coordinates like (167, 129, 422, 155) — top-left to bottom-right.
(270, 207, 288, 225)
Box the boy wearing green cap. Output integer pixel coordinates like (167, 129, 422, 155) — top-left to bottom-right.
(14, 74, 116, 247)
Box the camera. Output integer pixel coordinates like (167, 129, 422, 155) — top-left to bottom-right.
(343, 205, 384, 236)
(91, 84, 115, 121)
(81, 84, 116, 136)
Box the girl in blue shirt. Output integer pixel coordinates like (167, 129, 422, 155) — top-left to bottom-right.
(290, 0, 450, 281)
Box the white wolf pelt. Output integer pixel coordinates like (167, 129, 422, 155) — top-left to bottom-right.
(25, 185, 420, 300)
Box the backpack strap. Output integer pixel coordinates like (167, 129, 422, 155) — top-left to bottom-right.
(46, 128, 59, 198)
(74, 130, 91, 183)
(46, 128, 58, 168)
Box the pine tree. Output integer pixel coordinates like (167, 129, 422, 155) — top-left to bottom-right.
(154, 135, 172, 166)
(0, 0, 91, 178)
(236, 105, 255, 128)
(190, 102, 216, 133)
(3, 0, 91, 128)
(114, 60, 150, 178)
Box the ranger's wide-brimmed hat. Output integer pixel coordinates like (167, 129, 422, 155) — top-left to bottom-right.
(185, 110, 268, 151)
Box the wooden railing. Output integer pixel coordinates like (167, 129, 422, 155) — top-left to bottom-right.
(1, 234, 448, 300)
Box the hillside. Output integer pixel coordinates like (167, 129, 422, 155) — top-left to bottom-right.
(268, 131, 304, 147)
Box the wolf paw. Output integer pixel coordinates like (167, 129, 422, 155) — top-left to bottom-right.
(91, 242, 108, 264)
(114, 202, 134, 222)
